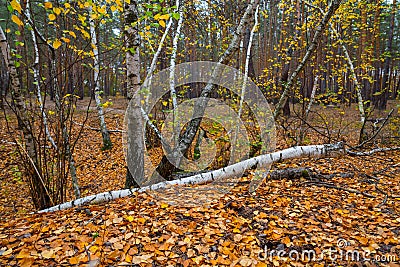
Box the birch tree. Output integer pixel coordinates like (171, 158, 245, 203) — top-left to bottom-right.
(25, 0, 57, 150)
(89, 5, 113, 150)
(39, 142, 344, 212)
(124, 0, 145, 188)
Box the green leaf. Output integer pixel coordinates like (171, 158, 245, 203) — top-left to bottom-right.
(15, 61, 20, 68)
(172, 12, 180, 20)
(373, 91, 383, 96)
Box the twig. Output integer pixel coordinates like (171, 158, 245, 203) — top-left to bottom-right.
(0, 140, 16, 145)
(346, 146, 400, 156)
(373, 163, 399, 175)
(72, 121, 125, 133)
(84, 211, 104, 226)
(14, 140, 54, 206)
(353, 108, 394, 149)
(375, 185, 388, 207)
(302, 181, 376, 198)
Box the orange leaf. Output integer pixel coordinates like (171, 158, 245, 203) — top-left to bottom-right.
(44, 2, 52, 9)
(69, 256, 79, 264)
(16, 249, 30, 259)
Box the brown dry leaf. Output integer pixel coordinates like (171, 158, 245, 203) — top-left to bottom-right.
(41, 249, 55, 259)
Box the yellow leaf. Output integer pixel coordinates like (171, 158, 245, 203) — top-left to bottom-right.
(159, 20, 166, 28)
(48, 13, 56, 21)
(11, 0, 22, 14)
(44, 2, 53, 9)
(53, 39, 62, 49)
(48, 110, 55, 115)
(126, 215, 134, 222)
(61, 37, 70, 43)
(110, 5, 116, 12)
(81, 29, 90, 39)
(64, 3, 70, 8)
(89, 245, 98, 253)
(159, 14, 170, 20)
(68, 31, 76, 38)
(53, 7, 61, 15)
(16, 249, 31, 259)
(11, 15, 23, 26)
(160, 203, 168, 209)
(97, 6, 106, 14)
(125, 0, 130, 4)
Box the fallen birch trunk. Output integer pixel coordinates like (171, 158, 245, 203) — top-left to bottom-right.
(38, 142, 344, 213)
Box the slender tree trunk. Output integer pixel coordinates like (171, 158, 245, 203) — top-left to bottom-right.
(1, 26, 51, 209)
(155, 0, 260, 180)
(273, 0, 342, 120)
(89, 6, 113, 150)
(379, 0, 396, 110)
(306, 2, 366, 122)
(26, 0, 58, 150)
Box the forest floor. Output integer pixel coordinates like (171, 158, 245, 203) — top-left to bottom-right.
(0, 97, 399, 266)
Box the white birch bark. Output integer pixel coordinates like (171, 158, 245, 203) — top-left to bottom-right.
(147, 0, 179, 80)
(169, 3, 184, 118)
(139, 0, 181, 145)
(20, 9, 81, 199)
(26, 0, 57, 150)
(124, 0, 145, 188)
(89, 6, 113, 149)
(299, 75, 319, 143)
(233, 5, 259, 159)
(306, 75, 319, 118)
(273, 0, 342, 120)
(38, 142, 344, 213)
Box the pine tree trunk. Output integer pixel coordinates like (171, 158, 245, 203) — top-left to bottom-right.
(273, 0, 343, 120)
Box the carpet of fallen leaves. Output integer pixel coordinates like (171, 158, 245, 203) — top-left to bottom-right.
(0, 98, 399, 266)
